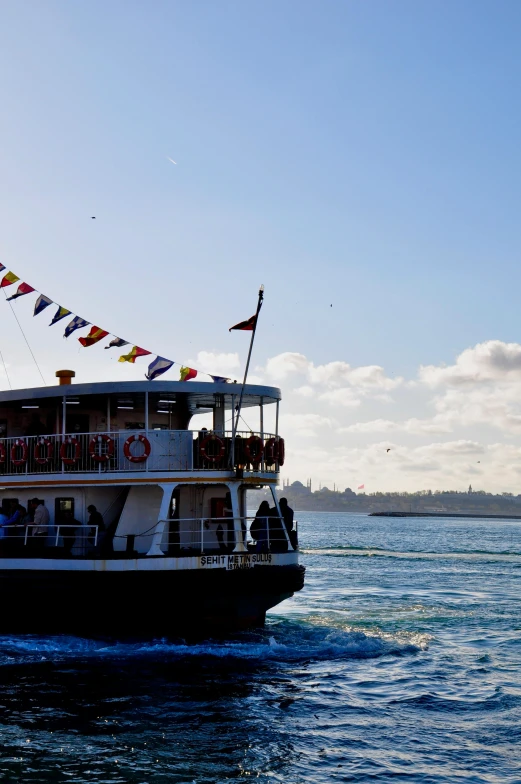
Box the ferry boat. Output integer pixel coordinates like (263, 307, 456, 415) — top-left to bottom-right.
(0, 370, 304, 635)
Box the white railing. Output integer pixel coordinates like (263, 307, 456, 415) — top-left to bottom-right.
(0, 430, 284, 476)
(119, 516, 298, 554)
(0, 524, 98, 550)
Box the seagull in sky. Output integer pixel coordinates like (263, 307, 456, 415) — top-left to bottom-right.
(167, 157, 177, 165)
(386, 448, 392, 453)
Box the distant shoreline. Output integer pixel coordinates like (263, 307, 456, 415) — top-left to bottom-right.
(370, 511, 521, 520)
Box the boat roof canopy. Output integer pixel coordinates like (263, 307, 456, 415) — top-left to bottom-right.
(0, 380, 280, 413)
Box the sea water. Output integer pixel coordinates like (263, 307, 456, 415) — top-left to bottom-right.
(0, 512, 519, 783)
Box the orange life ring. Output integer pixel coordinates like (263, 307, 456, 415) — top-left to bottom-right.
(123, 433, 151, 463)
(199, 434, 225, 463)
(60, 437, 81, 466)
(11, 439, 28, 466)
(34, 438, 54, 465)
(89, 434, 114, 463)
(264, 437, 277, 464)
(277, 437, 285, 466)
(0, 442, 5, 463)
(244, 435, 264, 466)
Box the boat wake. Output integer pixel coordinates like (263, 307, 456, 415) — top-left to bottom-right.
(302, 546, 521, 561)
(0, 620, 428, 666)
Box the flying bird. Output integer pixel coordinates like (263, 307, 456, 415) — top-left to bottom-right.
(477, 461, 481, 464)
(91, 216, 96, 219)
(386, 448, 392, 453)
(167, 157, 177, 165)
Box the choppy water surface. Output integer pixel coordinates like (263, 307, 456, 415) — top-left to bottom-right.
(0, 512, 520, 783)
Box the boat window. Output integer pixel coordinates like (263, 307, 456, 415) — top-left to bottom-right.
(55, 497, 75, 524)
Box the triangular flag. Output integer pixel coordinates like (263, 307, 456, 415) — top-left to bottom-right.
(118, 346, 151, 363)
(6, 282, 35, 301)
(34, 294, 52, 316)
(146, 357, 174, 380)
(78, 326, 109, 347)
(64, 316, 89, 338)
(179, 366, 197, 381)
(0, 264, 5, 273)
(104, 337, 129, 350)
(229, 314, 256, 331)
(49, 306, 71, 326)
(1, 272, 20, 288)
(210, 375, 230, 383)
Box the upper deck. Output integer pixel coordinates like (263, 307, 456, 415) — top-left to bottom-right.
(0, 378, 284, 481)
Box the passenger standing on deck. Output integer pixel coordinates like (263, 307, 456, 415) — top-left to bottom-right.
(32, 499, 50, 552)
(0, 506, 8, 541)
(87, 504, 105, 547)
(250, 501, 271, 552)
(279, 498, 294, 532)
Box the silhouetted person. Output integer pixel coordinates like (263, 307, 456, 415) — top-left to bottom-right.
(267, 503, 288, 553)
(251, 501, 271, 552)
(25, 414, 47, 437)
(61, 510, 80, 556)
(87, 504, 105, 546)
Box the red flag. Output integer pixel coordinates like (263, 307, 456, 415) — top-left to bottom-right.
(78, 326, 109, 347)
(357, 484, 365, 490)
(229, 314, 256, 331)
(6, 282, 35, 301)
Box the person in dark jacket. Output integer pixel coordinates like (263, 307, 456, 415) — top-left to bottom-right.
(250, 501, 270, 552)
(87, 505, 105, 548)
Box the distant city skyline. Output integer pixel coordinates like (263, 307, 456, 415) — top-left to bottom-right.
(1, 1, 521, 491)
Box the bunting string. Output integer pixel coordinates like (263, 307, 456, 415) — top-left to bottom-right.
(0, 267, 232, 384)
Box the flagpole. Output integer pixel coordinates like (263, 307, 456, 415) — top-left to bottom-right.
(233, 284, 264, 443)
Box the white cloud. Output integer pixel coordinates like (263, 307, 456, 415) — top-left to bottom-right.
(319, 388, 362, 407)
(342, 416, 453, 435)
(294, 385, 314, 397)
(254, 342, 521, 492)
(189, 351, 240, 376)
(419, 340, 521, 386)
(280, 413, 334, 438)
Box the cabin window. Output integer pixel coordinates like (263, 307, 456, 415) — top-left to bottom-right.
(152, 423, 168, 430)
(55, 497, 75, 524)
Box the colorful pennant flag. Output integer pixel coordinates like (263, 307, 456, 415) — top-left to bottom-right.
(104, 337, 129, 350)
(1, 272, 20, 288)
(118, 346, 151, 363)
(49, 306, 71, 326)
(6, 282, 35, 302)
(179, 366, 197, 382)
(64, 316, 89, 338)
(146, 356, 174, 381)
(34, 294, 53, 316)
(0, 264, 5, 273)
(78, 326, 109, 347)
(210, 375, 230, 383)
(229, 314, 256, 331)
(357, 484, 365, 490)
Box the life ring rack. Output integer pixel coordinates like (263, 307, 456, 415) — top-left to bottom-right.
(89, 434, 114, 463)
(60, 437, 81, 466)
(199, 434, 225, 463)
(34, 438, 54, 465)
(123, 433, 151, 463)
(11, 439, 28, 467)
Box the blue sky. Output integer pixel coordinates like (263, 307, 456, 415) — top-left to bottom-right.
(1, 1, 521, 490)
